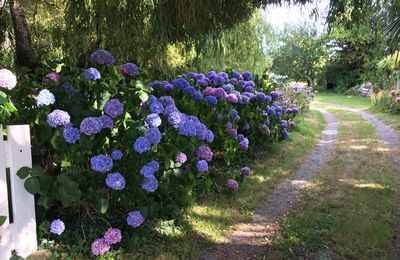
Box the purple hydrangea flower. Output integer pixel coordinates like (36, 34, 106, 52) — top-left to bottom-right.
(60, 82, 77, 95)
(103, 228, 122, 245)
(232, 71, 241, 79)
(176, 152, 187, 164)
(241, 167, 251, 176)
(229, 109, 238, 118)
(105, 172, 126, 190)
(178, 121, 197, 136)
(239, 138, 249, 151)
(127, 211, 144, 228)
(228, 128, 238, 138)
(167, 111, 185, 128)
(50, 219, 65, 235)
(267, 107, 276, 116)
(172, 78, 190, 91)
(80, 117, 102, 135)
(98, 115, 114, 129)
(159, 96, 175, 107)
(91, 238, 110, 256)
(84, 68, 101, 80)
(145, 128, 162, 145)
(270, 91, 281, 100)
(214, 88, 227, 99)
(0, 69, 17, 90)
(111, 150, 123, 160)
(149, 100, 164, 114)
(44, 72, 59, 83)
(90, 49, 115, 65)
(204, 87, 215, 96)
(196, 160, 208, 172)
(36, 89, 55, 106)
(140, 165, 155, 177)
(146, 114, 162, 128)
(204, 96, 218, 105)
(196, 146, 213, 162)
(192, 91, 203, 101)
(205, 130, 214, 143)
(142, 175, 158, 192)
(238, 134, 245, 141)
(104, 99, 124, 118)
(227, 179, 239, 191)
(134, 137, 151, 153)
(63, 126, 80, 143)
(120, 63, 139, 77)
(226, 94, 238, 103)
(244, 86, 254, 93)
(282, 128, 290, 140)
(47, 109, 70, 128)
(91, 154, 113, 172)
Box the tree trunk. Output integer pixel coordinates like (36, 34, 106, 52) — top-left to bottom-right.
(9, 0, 35, 68)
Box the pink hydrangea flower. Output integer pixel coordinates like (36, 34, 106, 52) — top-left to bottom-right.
(0, 69, 17, 90)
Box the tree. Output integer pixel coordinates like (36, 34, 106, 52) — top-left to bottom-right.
(270, 24, 327, 87)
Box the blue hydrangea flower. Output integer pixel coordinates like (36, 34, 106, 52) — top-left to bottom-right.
(149, 100, 164, 114)
(104, 99, 124, 118)
(205, 130, 214, 143)
(168, 111, 185, 128)
(50, 219, 65, 235)
(192, 91, 203, 101)
(196, 160, 208, 172)
(80, 117, 102, 135)
(242, 123, 250, 131)
(204, 96, 218, 106)
(36, 89, 55, 106)
(60, 82, 77, 95)
(127, 211, 144, 228)
(232, 71, 241, 79)
(172, 78, 190, 91)
(111, 150, 123, 160)
(120, 63, 139, 77)
(98, 115, 114, 129)
(146, 114, 162, 128)
(91, 154, 113, 172)
(140, 165, 155, 177)
(242, 71, 253, 80)
(63, 126, 80, 143)
(84, 68, 101, 80)
(267, 107, 276, 116)
(134, 137, 151, 153)
(178, 121, 197, 136)
(105, 172, 126, 190)
(47, 109, 70, 128)
(198, 78, 208, 86)
(90, 49, 115, 65)
(141, 175, 158, 192)
(159, 96, 175, 107)
(148, 160, 159, 171)
(229, 109, 238, 118)
(282, 128, 290, 139)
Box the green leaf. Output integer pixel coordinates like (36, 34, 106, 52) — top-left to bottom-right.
(4, 101, 17, 112)
(137, 91, 148, 102)
(17, 166, 31, 179)
(31, 165, 44, 177)
(0, 92, 7, 105)
(58, 180, 81, 207)
(97, 198, 109, 214)
(37, 196, 51, 209)
(24, 177, 41, 194)
(0, 215, 7, 226)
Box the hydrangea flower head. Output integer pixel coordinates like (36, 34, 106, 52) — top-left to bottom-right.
(91, 154, 113, 172)
(242, 71, 253, 81)
(176, 152, 187, 164)
(196, 146, 213, 161)
(227, 179, 239, 191)
(63, 126, 80, 143)
(241, 167, 251, 176)
(204, 96, 218, 106)
(178, 121, 197, 136)
(149, 100, 164, 114)
(226, 94, 238, 104)
(0, 69, 17, 90)
(84, 68, 101, 80)
(140, 165, 155, 177)
(196, 160, 208, 172)
(105, 172, 126, 190)
(134, 137, 151, 153)
(36, 89, 55, 106)
(145, 128, 162, 145)
(103, 228, 122, 244)
(127, 211, 144, 228)
(90, 49, 115, 65)
(104, 99, 124, 118)
(142, 175, 158, 192)
(120, 63, 139, 77)
(50, 219, 65, 235)
(111, 150, 123, 160)
(47, 109, 70, 128)
(61, 82, 77, 95)
(148, 160, 160, 171)
(146, 114, 162, 128)
(98, 115, 114, 129)
(80, 117, 102, 135)
(91, 238, 110, 256)
(44, 72, 59, 83)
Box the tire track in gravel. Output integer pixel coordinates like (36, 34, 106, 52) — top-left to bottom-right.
(327, 103, 400, 259)
(199, 107, 339, 260)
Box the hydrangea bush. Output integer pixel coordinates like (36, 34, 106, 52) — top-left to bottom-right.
(6, 50, 313, 256)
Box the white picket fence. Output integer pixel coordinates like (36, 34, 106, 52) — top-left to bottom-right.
(0, 125, 37, 259)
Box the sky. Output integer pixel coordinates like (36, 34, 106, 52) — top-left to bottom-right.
(263, 0, 330, 33)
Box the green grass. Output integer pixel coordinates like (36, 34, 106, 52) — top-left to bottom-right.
(123, 109, 325, 259)
(267, 104, 399, 259)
